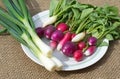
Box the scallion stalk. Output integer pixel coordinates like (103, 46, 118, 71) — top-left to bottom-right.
(0, 28, 7, 35)
(0, 0, 63, 71)
(21, 32, 57, 71)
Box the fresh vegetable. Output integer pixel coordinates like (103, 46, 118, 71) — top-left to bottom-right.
(0, 28, 7, 35)
(84, 46, 96, 56)
(35, 27, 44, 37)
(88, 37, 97, 46)
(50, 40, 57, 49)
(0, 0, 63, 71)
(51, 30, 64, 42)
(57, 32, 72, 50)
(44, 25, 56, 39)
(38, 53, 56, 71)
(47, 0, 120, 63)
(62, 41, 77, 57)
(51, 57, 63, 70)
(42, 15, 57, 27)
(47, 0, 120, 62)
(73, 50, 84, 61)
(78, 41, 86, 50)
(43, 0, 75, 27)
(49, 0, 120, 42)
(71, 33, 76, 39)
(56, 23, 68, 32)
(1, 0, 120, 70)
(72, 32, 86, 42)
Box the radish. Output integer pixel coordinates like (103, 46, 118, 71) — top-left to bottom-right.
(50, 40, 57, 49)
(78, 41, 86, 50)
(44, 25, 56, 39)
(51, 30, 64, 42)
(72, 32, 86, 42)
(57, 32, 72, 50)
(35, 27, 44, 38)
(56, 23, 68, 32)
(73, 50, 84, 62)
(84, 46, 96, 56)
(62, 41, 77, 57)
(88, 37, 97, 45)
(42, 16, 57, 27)
(71, 33, 76, 39)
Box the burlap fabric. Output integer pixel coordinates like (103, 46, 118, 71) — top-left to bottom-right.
(0, 0, 120, 79)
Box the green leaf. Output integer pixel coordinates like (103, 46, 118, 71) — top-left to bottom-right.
(10, 0, 23, 17)
(106, 5, 119, 15)
(18, 0, 28, 19)
(66, 11, 73, 25)
(55, 13, 68, 26)
(49, 0, 58, 16)
(0, 14, 22, 34)
(110, 31, 120, 40)
(28, 12, 35, 29)
(12, 0, 21, 11)
(0, 28, 7, 35)
(60, 0, 68, 8)
(92, 31, 99, 38)
(76, 17, 90, 33)
(0, 8, 25, 29)
(72, 8, 80, 20)
(98, 41, 109, 47)
(109, 22, 120, 30)
(2, 0, 22, 20)
(109, 16, 120, 21)
(69, 0, 77, 5)
(0, 20, 27, 46)
(80, 8, 94, 20)
(53, 0, 64, 15)
(106, 34, 114, 41)
(73, 2, 94, 10)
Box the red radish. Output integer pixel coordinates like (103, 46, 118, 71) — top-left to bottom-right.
(88, 37, 97, 45)
(51, 30, 64, 42)
(62, 41, 77, 57)
(57, 23, 68, 32)
(72, 32, 86, 42)
(57, 32, 72, 50)
(71, 33, 76, 39)
(35, 27, 44, 37)
(44, 25, 56, 39)
(50, 40, 57, 49)
(73, 50, 84, 62)
(84, 46, 96, 56)
(78, 41, 86, 50)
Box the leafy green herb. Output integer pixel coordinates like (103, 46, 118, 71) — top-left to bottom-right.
(98, 41, 109, 47)
(49, 0, 120, 44)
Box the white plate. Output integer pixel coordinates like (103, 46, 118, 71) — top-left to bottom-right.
(21, 10, 109, 71)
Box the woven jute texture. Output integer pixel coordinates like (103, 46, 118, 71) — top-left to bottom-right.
(0, 0, 120, 79)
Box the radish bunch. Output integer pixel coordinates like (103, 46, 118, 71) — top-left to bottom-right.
(35, 23, 97, 62)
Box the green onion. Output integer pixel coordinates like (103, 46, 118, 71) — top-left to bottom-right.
(0, 0, 63, 71)
(0, 28, 7, 35)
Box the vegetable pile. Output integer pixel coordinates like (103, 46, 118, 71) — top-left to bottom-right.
(37, 0, 120, 62)
(47, 0, 120, 41)
(1, 0, 120, 71)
